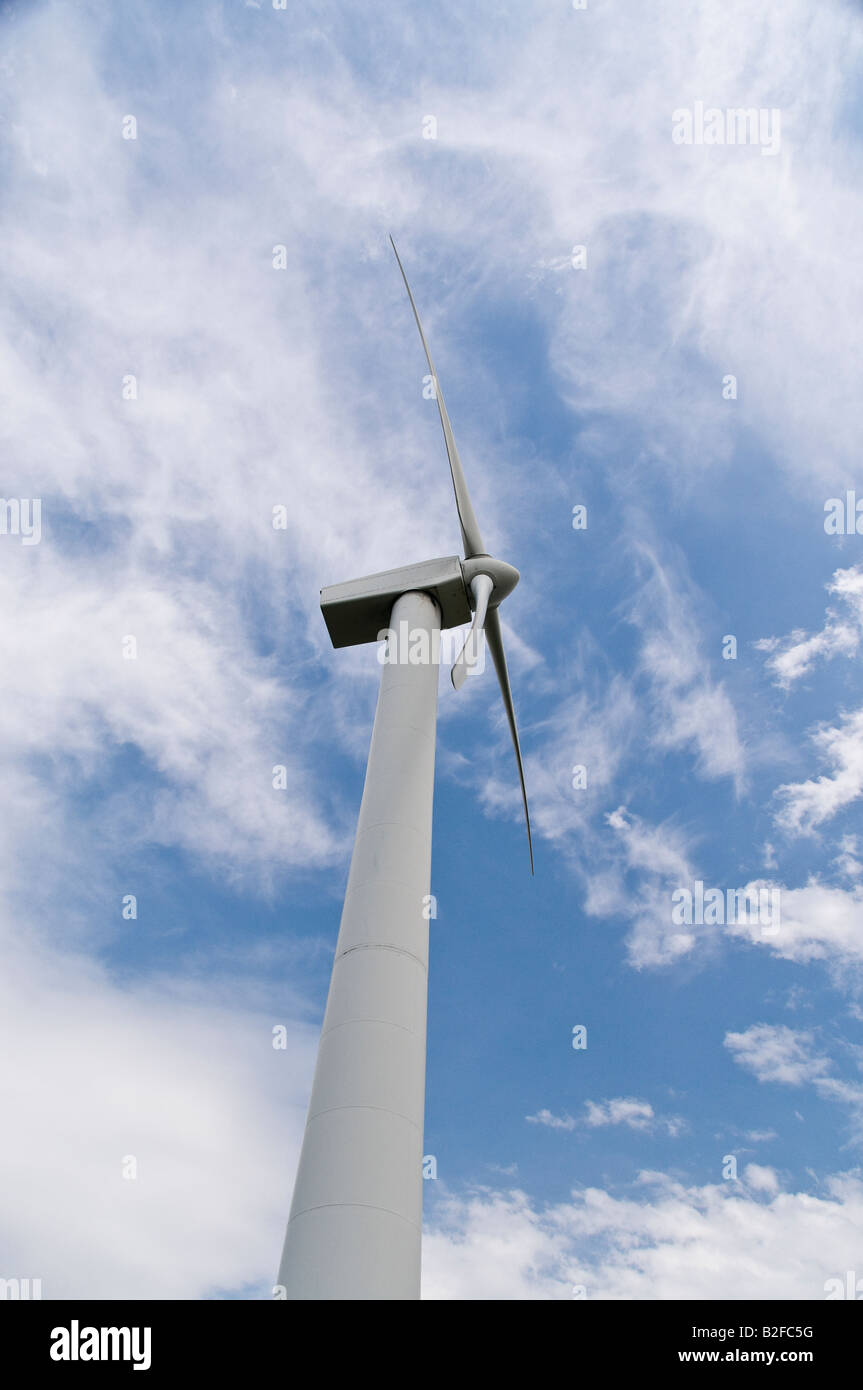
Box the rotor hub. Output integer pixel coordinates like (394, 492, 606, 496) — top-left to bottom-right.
(461, 554, 520, 609)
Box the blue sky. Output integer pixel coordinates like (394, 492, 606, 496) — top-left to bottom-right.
(1, 0, 863, 1299)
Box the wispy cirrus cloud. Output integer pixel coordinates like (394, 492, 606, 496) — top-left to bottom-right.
(600, 805, 705, 969)
(757, 565, 863, 688)
(629, 546, 747, 792)
(725, 1023, 863, 1145)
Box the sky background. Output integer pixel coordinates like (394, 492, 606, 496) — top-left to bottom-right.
(1, 0, 863, 1300)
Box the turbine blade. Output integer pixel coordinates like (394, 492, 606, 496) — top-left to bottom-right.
(452, 572, 493, 690)
(389, 236, 486, 559)
(484, 607, 534, 874)
(451, 631, 484, 690)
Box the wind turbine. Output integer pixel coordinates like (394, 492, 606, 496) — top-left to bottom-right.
(276, 238, 532, 1301)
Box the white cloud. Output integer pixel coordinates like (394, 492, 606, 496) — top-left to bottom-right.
(584, 1097, 656, 1130)
(757, 565, 863, 688)
(724, 1024, 832, 1086)
(584, 1097, 684, 1137)
(526, 1109, 576, 1131)
(774, 708, 863, 835)
(422, 1170, 863, 1299)
(494, 672, 640, 848)
(605, 805, 691, 880)
(726, 880, 863, 971)
(743, 1164, 780, 1195)
(0, 559, 342, 877)
(527, 1097, 683, 1136)
(725, 1024, 863, 1144)
(601, 806, 706, 969)
(835, 835, 862, 880)
(0, 926, 316, 1298)
(629, 547, 746, 791)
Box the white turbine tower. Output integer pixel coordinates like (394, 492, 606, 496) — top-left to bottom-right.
(277, 239, 532, 1300)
